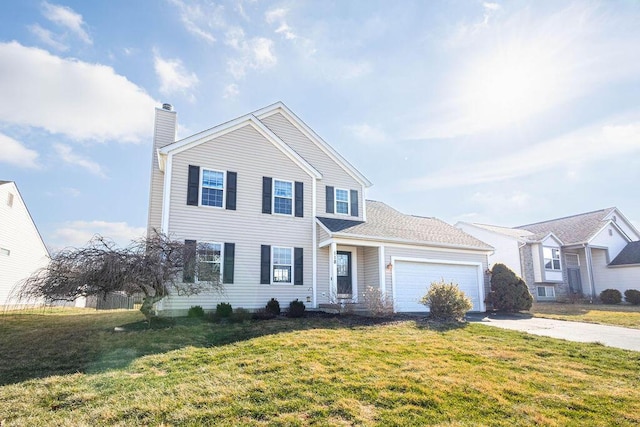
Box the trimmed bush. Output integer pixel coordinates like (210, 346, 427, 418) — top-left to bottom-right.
(288, 299, 306, 318)
(600, 289, 622, 304)
(187, 305, 205, 318)
(624, 289, 640, 305)
(216, 302, 233, 318)
(486, 263, 533, 312)
(420, 280, 472, 321)
(266, 298, 281, 316)
(230, 307, 252, 323)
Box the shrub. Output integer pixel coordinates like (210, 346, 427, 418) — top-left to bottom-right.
(420, 280, 472, 321)
(265, 298, 281, 316)
(252, 308, 276, 320)
(230, 307, 252, 323)
(288, 299, 306, 318)
(187, 305, 205, 318)
(600, 289, 622, 304)
(361, 286, 394, 317)
(486, 263, 533, 312)
(216, 302, 233, 318)
(624, 289, 640, 305)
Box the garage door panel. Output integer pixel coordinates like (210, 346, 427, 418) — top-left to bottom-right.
(394, 261, 482, 312)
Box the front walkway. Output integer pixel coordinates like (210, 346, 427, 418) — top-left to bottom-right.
(466, 313, 640, 352)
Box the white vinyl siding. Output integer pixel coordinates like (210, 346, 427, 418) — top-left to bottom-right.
(260, 112, 364, 220)
(457, 223, 524, 278)
(591, 248, 640, 296)
(0, 183, 49, 307)
(159, 124, 313, 313)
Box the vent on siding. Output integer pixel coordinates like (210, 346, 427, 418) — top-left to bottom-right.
(162, 103, 173, 111)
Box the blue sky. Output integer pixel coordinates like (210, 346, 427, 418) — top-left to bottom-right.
(1, 0, 640, 250)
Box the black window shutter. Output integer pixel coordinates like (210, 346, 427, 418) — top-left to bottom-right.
(294, 247, 303, 286)
(326, 186, 334, 214)
(223, 243, 235, 284)
(187, 165, 200, 206)
(260, 245, 271, 284)
(295, 181, 304, 217)
(226, 171, 237, 210)
(350, 190, 359, 217)
(262, 177, 272, 214)
(183, 240, 196, 283)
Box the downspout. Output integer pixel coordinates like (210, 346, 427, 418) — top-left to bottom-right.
(584, 243, 596, 303)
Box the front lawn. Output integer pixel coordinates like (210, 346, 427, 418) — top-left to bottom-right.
(1, 308, 639, 426)
(533, 302, 640, 329)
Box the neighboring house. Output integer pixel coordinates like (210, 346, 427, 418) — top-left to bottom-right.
(457, 208, 640, 301)
(147, 102, 493, 315)
(0, 181, 49, 307)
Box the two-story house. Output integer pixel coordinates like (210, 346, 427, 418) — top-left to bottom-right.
(458, 208, 640, 301)
(0, 181, 49, 308)
(147, 103, 493, 316)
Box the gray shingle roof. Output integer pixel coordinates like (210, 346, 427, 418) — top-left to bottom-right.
(317, 200, 493, 250)
(610, 241, 640, 266)
(517, 208, 616, 245)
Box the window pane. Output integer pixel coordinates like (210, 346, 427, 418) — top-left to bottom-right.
(274, 197, 292, 214)
(543, 247, 552, 258)
(537, 287, 546, 297)
(202, 170, 224, 189)
(335, 189, 348, 202)
(273, 247, 292, 265)
(336, 201, 349, 214)
(553, 260, 560, 270)
(273, 266, 291, 282)
(202, 188, 223, 207)
(274, 180, 292, 198)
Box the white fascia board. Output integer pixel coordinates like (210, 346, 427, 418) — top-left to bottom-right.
(157, 150, 167, 172)
(255, 103, 373, 188)
(331, 232, 494, 252)
(160, 153, 173, 234)
(589, 219, 632, 244)
(160, 115, 322, 180)
(325, 235, 493, 254)
(315, 218, 333, 235)
(605, 208, 640, 240)
(11, 182, 50, 257)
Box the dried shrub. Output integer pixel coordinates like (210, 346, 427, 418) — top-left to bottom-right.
(624, 289, 640, 305)
(600, 289, 622, 304)
(361, 286, 394, 317)
(420, 280, 472, 321)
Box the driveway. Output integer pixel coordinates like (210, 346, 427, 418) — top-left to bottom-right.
(466, 313, 640, 352)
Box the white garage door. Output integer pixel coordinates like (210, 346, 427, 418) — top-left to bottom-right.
(394, 260, 484, 312)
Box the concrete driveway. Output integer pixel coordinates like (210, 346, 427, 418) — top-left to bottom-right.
(466, 313, 640, 352)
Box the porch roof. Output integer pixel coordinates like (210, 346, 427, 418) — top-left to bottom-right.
(609, 241, 640, 266)
(317, 200, 493, 250)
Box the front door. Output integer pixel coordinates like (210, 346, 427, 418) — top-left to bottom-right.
(568, 268, 583, 294)
(336, 251, 352, 296)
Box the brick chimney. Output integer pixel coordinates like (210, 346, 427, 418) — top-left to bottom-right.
(147, 103, 177, 236)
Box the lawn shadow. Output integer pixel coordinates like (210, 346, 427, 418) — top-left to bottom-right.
(0, 310, 422, 385)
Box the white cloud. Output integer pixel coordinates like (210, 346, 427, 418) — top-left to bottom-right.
(153, 52, 199, 99)
(0, 42, 156, 143)
(265, 8, 296, 40)
(28, 23, 68, 51)
(50, 220, 146, 250)
(53, 143, 107, 178)
(225, 29, 277, 79)
(403, 118, 640, 191)
(0, 133, 39, 168)
(41, 1, 92, 45)
(471, 191, 532, 210)
(167, 0, 226, 44)
(223, 83, 239, 99)
(345, 123, 387, 145)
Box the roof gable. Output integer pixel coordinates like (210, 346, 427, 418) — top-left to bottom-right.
(255, 102, 372, 187)
(517, 208, 617, 245)
(0, 181, 49, 256)
(318, 200, 492, 250)
(158, 113, 322, 179)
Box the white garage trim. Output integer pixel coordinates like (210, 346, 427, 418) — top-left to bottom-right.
(391, 257, 485, 312)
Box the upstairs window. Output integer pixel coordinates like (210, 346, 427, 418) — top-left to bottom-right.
(543, 247, 561, 270)
(335, 189, 350, 215)
(202, 169, 224, 207)
(273, 180, 293, 215)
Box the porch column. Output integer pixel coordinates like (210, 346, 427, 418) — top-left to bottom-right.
(378, 245, 386, 294)
(585, 245, 596, 300)
(330, 242, 337, 300)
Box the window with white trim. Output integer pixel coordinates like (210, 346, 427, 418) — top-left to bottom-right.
(273, 179, 293, 215)
(537, 286, 555, 298)
(543, 247, 561, 270)
(196, 242, 222, 283)
(335, 188, 349, 215)
(201, 169, 224, 207)
(272, 247, 292, 283)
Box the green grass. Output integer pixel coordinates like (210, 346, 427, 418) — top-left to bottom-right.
(1, 309, 640, 426)
(533, 302, 640, 329)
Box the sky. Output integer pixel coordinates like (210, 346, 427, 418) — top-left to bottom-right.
(1, 0, 640, 251)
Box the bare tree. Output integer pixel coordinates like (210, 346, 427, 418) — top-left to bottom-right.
(16, 232, 222, 320)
